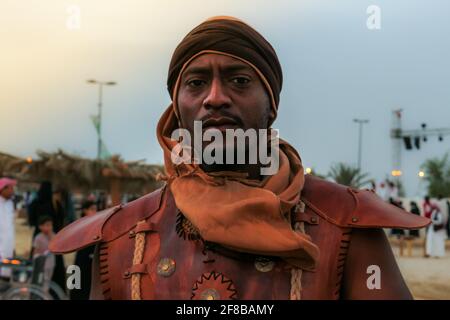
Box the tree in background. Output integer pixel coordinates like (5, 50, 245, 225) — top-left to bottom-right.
(422, 153, 450, 197)
(328, 162, 371, 189)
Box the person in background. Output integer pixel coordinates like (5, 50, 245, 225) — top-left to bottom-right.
(389, 198, 405, 237)
(423, 196, 437, 219)
(28, 182, 67, 291)
(422, 195, 439, 257)
(33, 215, 56, 292)
(61, 188, 76, 225)
(409, 201, 421, 238)
(51, 188, 67, 233)
(446, 199, 450, 239)
(436, 195, 449, 239)
(96, 192, 107, 211)
(28, 181, 53, 238)
(425, 195, 449, 258)
(369, 181, 376, 191)
(70, 200, 97, 300)
(399, 201, 422, 257)
(385, 181, 399, 202)
(49, 188, 68, 293)
(0, 178, 17, 279)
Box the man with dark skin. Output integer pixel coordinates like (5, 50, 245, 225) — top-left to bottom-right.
(50, 16, 429, 300)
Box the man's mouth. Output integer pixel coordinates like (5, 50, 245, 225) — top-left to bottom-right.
(201, 116, 240, 131)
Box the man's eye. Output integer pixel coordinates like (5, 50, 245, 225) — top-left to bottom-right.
(187, 79, 206, 87)
(231, 77, 250, 85)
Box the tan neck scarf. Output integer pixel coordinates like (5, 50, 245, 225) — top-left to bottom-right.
(156, 105, 319, 270)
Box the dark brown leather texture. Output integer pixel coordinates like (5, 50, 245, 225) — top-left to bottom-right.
(50, 175, 430, 300)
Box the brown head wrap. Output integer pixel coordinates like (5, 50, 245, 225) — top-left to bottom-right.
(167, 16, 283, 119)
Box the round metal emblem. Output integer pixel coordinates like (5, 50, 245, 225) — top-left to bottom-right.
(200, 288, 221, 300)
(157, 258, 176, 277)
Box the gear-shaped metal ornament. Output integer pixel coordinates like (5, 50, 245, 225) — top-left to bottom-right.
(191, 271, 238, 300)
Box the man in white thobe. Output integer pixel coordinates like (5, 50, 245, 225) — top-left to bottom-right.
(0, 178, 17, 278)
(426, 196, 448, 258)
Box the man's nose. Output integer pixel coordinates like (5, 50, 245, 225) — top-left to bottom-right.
(202, 78, 231, 109)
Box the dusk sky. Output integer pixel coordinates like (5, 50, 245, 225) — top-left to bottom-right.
(1, 0, 449, 196)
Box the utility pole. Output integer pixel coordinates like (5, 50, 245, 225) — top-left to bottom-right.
(87, 79, 117, 159)
(391, 109, 403, 178)
(353, 119, 370, 171)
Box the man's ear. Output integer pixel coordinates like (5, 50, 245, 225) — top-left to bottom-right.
(270, 109, 275, 121)
(267, 106, 276, 127)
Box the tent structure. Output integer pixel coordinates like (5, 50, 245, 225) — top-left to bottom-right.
(0, 150, 164, 205)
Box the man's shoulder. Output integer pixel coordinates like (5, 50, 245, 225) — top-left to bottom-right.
(301, 175, 430, 230)
(49, 186, 166, 254)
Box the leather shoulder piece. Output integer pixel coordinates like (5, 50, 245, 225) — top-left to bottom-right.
(49, 205, 122, 254)
(102, 185, 166, 241)
(49, 186, 165, 254)
(301, 175, 430, 229)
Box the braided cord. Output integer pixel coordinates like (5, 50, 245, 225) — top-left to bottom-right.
(131, 220, 147, 300)
(290, 201, 306, 300)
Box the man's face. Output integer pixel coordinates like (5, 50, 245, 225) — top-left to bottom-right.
(177, 54, 272, 136)
(0, 185, 14, 200)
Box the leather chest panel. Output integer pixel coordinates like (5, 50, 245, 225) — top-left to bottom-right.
(102, 190, 347, 300)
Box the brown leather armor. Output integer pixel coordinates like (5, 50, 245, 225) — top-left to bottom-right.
(50, 175, 429, 300)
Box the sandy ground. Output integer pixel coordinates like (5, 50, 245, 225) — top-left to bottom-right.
(14, 217, 450, 300)
(390, 237, 450, 300)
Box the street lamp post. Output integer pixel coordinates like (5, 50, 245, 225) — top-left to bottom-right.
(87, 79, 117, 159)
(353, 118, 370, 171)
